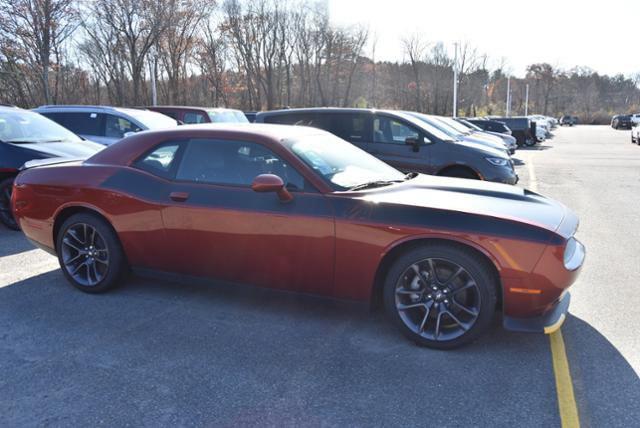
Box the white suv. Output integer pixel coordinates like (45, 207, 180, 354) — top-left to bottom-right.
(33, 105, 179, 146)
(632, 121, 640, 144)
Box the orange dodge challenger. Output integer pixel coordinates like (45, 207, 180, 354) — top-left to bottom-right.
(11, 124, 585, 348)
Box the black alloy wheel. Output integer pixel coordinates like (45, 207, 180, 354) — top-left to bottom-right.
(384, 244, 497, 349)
(0, 177, 19, 230)
(57, 213, 126, 293)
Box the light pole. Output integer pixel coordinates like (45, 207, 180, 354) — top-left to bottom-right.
(506, 76, 511, 117)
(149, 46, 158, 106)
(452, 41, 458, 118)
(524, 83, 530, 116)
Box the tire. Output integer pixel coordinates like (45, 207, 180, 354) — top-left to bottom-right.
(438, 167, 479, 180)
(525, 138, 537, 147)
(0, 177, 19, 230)
(383, 244, 498, 349)
(56, 212, 126, 293)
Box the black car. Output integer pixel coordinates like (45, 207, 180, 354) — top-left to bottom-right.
(255, 108, 518, 185)
(489, 117, 536, 147)
(467, 119, 512, 135)
(0, 106, 103, 229)
(560, 115, 578, 126)
(611, 115, 633, 130)
(244, 111, 258, 123)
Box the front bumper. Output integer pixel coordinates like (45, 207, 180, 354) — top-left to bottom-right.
(503, 292, 570, 334)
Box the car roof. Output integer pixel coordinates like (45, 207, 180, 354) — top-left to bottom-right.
(0, 105, 25, 113)
(149, 106, 244, 113)
(34, 105, 150, 116)
(87, 123, 331, 166)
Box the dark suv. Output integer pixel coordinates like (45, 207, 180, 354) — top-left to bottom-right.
(467, 119, 512, 135)
(255, 108, 518, 184)
(488, 117, 536, 147)
(611, 115, 632, 130)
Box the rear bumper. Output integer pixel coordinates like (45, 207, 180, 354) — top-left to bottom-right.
(503, 292, 570, 334)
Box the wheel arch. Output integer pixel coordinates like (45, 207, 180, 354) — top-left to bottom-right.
(436, 164, 483, 180)
(52, 203, 118, 252)
(370, 236, 503, 311)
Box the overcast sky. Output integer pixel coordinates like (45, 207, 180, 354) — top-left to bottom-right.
(328, 0, 640, 77)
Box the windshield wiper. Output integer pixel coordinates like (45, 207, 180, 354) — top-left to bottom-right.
(349, 175, 416, 191)
(348, 180, 399, 191)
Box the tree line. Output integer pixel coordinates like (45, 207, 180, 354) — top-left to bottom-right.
(1, 0, 639, 124)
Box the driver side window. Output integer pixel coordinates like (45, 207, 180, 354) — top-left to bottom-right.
(373, 116, 419, 144)
(175, 139, 305, 191)
(105, 114, 140, 138)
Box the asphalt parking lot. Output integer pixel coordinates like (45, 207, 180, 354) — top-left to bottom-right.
(1, 126, 639, 427)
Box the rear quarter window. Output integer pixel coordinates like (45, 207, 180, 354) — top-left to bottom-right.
(133, 142, 183, 179)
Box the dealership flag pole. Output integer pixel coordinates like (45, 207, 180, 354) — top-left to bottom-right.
(525, 83, 529, 116)
(452, 41, 458, 118)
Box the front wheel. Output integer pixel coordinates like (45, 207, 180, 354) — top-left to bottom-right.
(56, 213, 126, 293)
(0, 177, 19, 230)
(383, 244, 497, 349)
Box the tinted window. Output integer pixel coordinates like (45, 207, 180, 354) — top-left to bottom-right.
(263, 113, 330, 130)
(176, 139, 304, 190)
(105, 114, 140, 138)
(158, 111, 179, 120)
(134, 142, 182, 179)
(183, 112, 208, 124)
(43, 112, 104, 136)
(373, 116, 419, 144)
(325, 113, 370, 143)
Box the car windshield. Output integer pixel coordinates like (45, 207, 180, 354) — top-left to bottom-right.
(403, 112, 458, 141)
(459, 119, 483, 131)
(0, 110, 82, 143)
(208, 110, 250, 123)
(290, 133, 406, 190)
(435, 116, 473, 135)
(126, 109, 179, 129)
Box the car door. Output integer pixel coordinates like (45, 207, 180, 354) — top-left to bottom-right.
(160, 137, 336, 296)
(365, 114, 431, 174)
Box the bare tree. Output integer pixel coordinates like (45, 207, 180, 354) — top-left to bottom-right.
(0, 0, 78, 104)
(157, 0, 213, 104)
(402, 33, 428, 111)
(84, 0, 168, 105)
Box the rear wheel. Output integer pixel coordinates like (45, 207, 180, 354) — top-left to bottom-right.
(0, 177, 19, 230)
(383, 244, 497, 349)
(56, 213, 126, 293)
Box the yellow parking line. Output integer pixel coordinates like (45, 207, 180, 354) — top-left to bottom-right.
(549, 329, 580, 428)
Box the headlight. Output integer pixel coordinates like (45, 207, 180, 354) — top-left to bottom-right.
(563, 237, 585, 271)
(485, 157, 509, 166)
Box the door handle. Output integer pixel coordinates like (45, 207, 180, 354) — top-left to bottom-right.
(169, 191, 189, 202)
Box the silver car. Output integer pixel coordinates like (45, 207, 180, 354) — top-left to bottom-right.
(33, 105, 179, 146)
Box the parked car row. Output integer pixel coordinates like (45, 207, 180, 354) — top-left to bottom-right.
(255, 108, 519, 185)
(2, 104, 560, 231)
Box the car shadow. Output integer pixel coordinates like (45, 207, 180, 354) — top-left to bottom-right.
(0, 227, 35, 257)
(511, 157, 526, 166)
(561, 315, 640, 426)
(0, 271, 637, 426)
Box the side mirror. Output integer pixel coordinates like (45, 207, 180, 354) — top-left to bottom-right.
(251, 174, 293, 202)
(405, 136, 421, 152)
